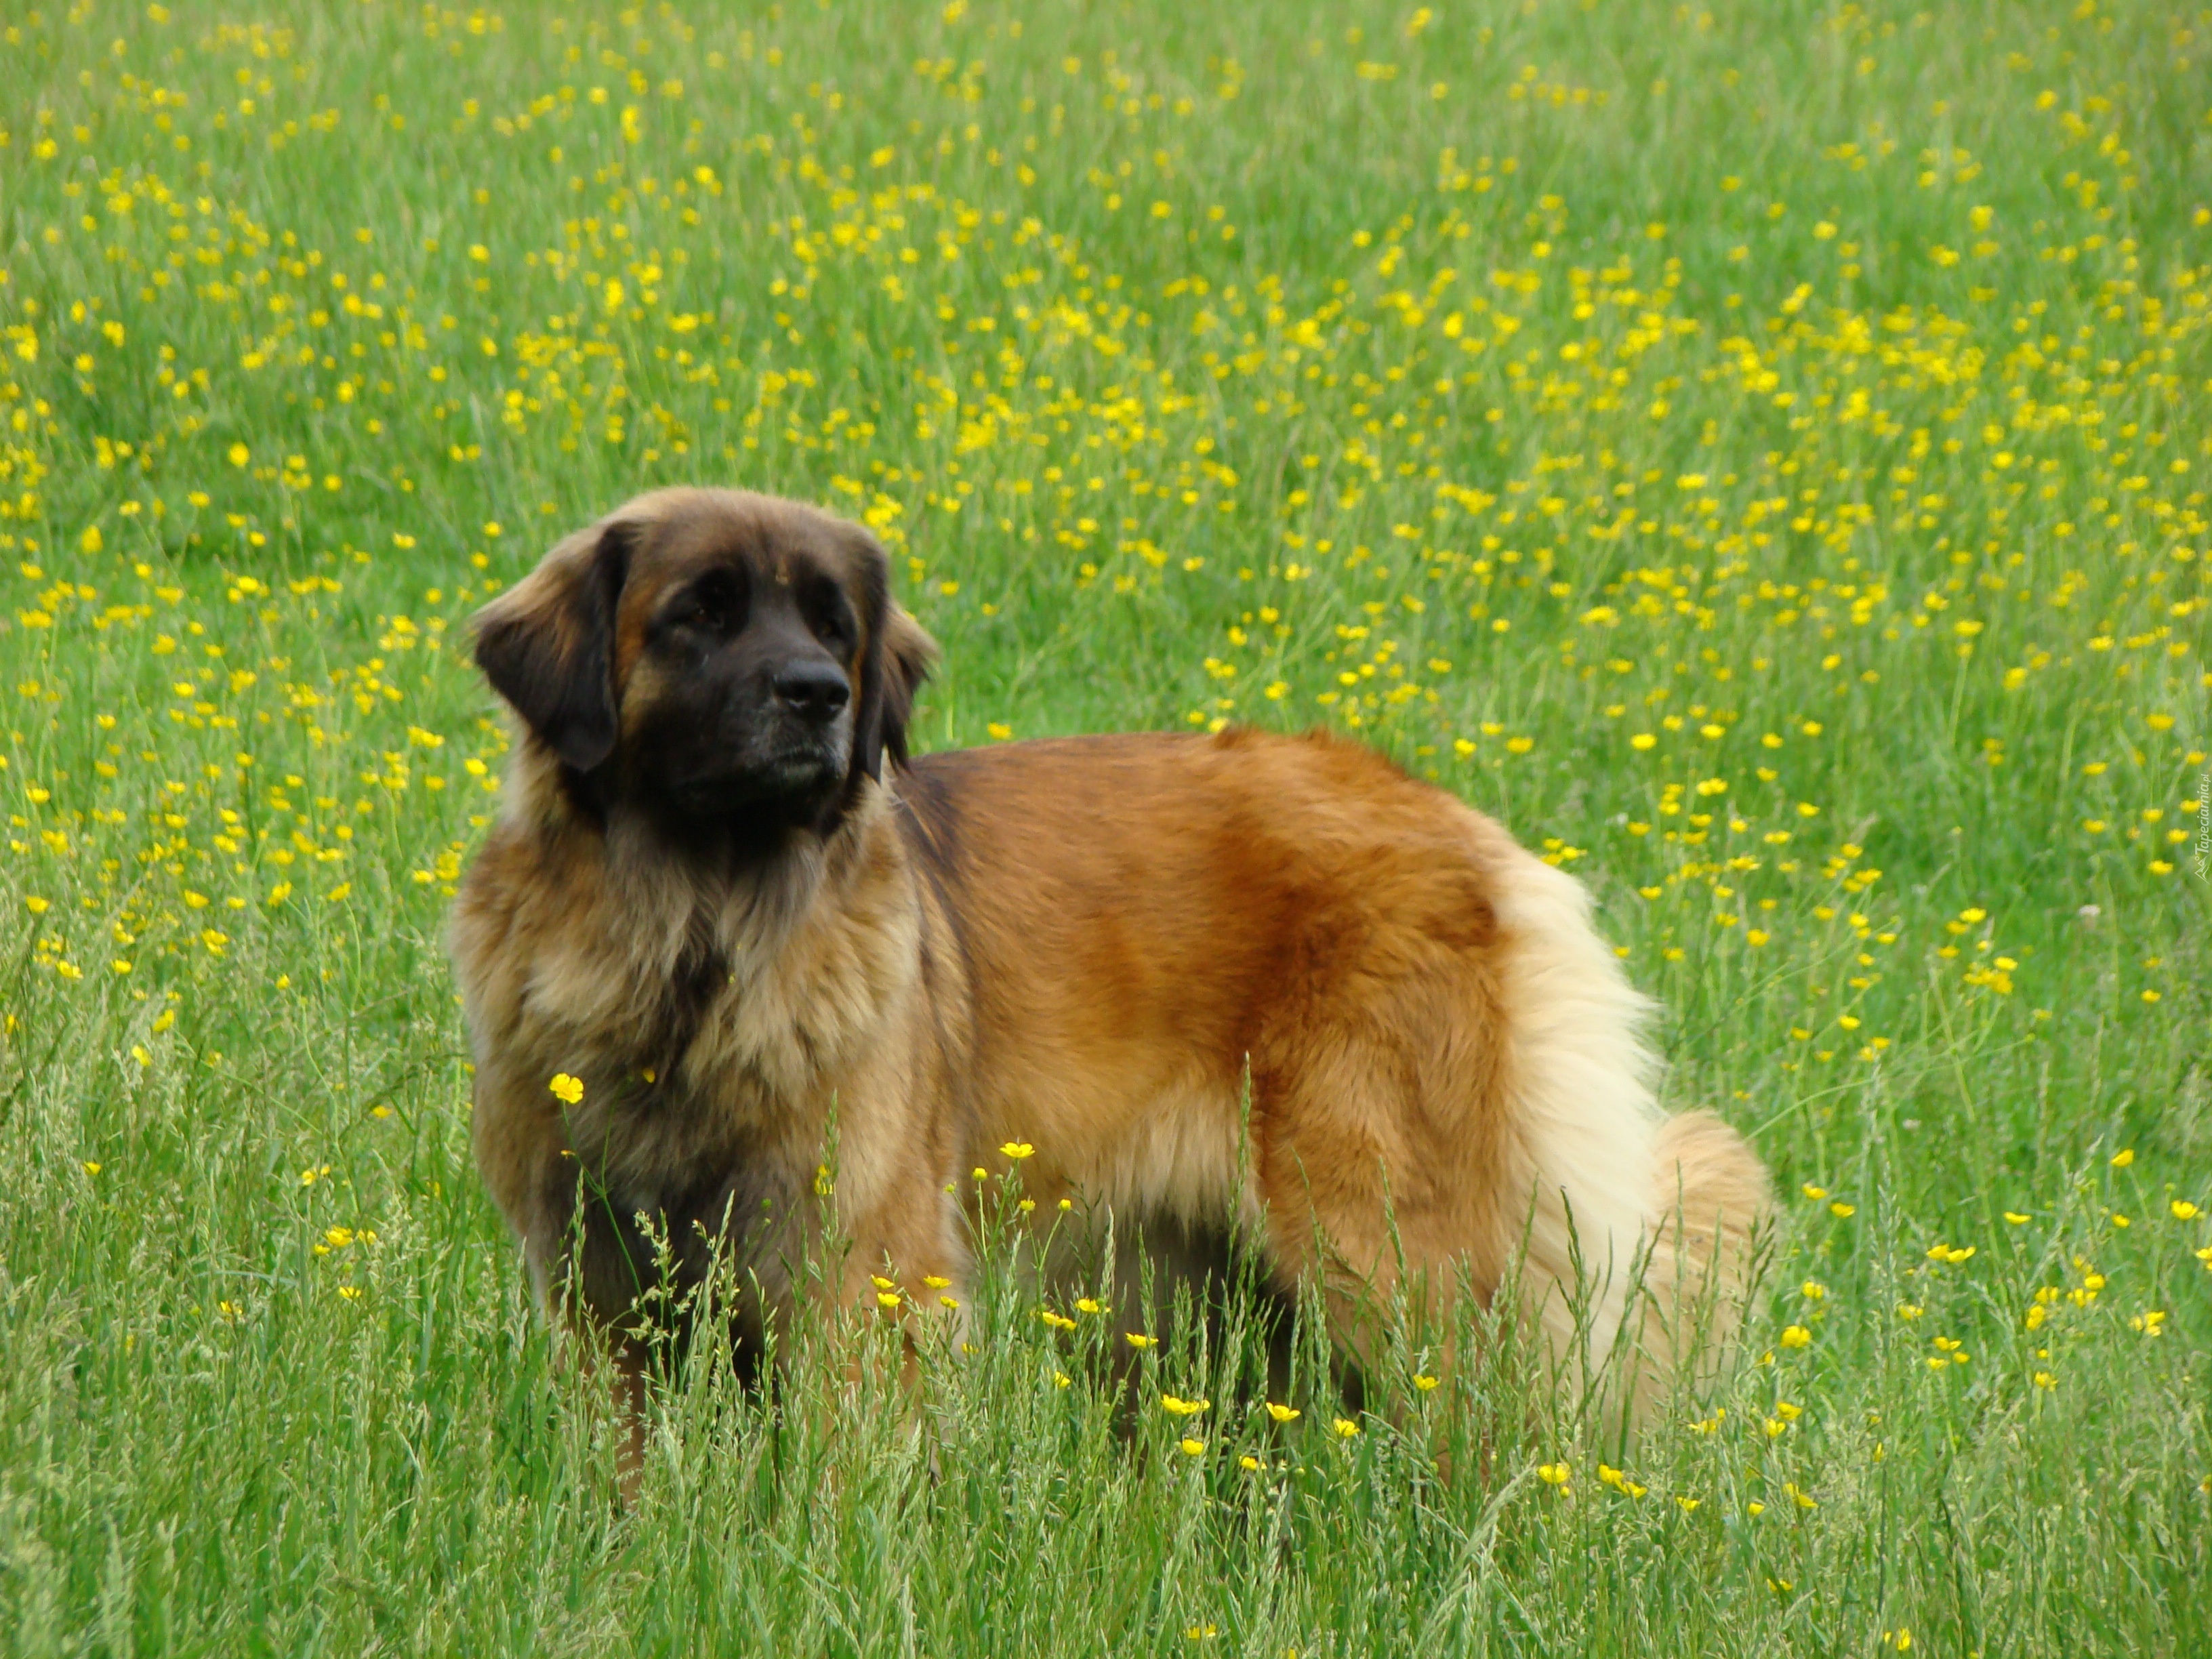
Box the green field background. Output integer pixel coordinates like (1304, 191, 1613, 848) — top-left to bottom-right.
(1, 0, 2208, 1652)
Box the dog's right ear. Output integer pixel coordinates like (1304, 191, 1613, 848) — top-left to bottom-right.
(472, 519, 637, 772)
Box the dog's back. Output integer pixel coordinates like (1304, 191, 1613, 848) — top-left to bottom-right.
(891, 726, 1765, 1393)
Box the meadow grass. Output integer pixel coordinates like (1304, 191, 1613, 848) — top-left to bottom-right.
(3, 0, 2210, 1652)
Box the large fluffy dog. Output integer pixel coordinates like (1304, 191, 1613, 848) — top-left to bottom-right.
(451, 487, 1767, 1436)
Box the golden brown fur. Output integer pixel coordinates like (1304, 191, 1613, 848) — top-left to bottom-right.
(451, 487, 1769, 1448)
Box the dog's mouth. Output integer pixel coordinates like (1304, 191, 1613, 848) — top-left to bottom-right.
(669, 746, 842, 815)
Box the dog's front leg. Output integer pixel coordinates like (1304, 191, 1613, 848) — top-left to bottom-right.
(828, 1183, 972, 1458)
(565, 1325, 651, 1504)
(522, 1162, 672, 1506)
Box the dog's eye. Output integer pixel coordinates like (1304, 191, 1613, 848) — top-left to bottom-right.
(802, 577, 853, 648)
(678, 572, 745, 634)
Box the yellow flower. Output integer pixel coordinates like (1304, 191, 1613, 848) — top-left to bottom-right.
(1161, 1394, 1210, 1416)
(1238, 1455, 1260, 1471)
(548, 1073, 584, 1105)
(1780, 1325, 1811, 1349)
(1412, 1374, 1439, 1392)
(2003, 1211, 2031, 1225)
(2172, 1200, 2201, 1221)
(1332, 1417, 1359, 1438)
(1124, 1332, 1155, 1349)
(1537, 1462, 1570, 1487)
(1040, 1310, 1076, 1332)
(1179, 1437, 1205, 1456)
(2110, 1147, 2134, 1168)
(999, 1141, 1034, 1160)
(1265, 1401, 1301, 1422)
(82, 1160, 102, 1176)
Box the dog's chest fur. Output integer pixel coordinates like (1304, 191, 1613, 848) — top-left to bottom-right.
(459, 773, 929, 1227)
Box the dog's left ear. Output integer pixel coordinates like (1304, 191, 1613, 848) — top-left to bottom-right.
(472, 518, 637, 772)
(872, 603, 939, 773)
(846, 530, 939, 783)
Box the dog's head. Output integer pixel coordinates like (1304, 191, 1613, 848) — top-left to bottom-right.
(472, 489, 937, 838)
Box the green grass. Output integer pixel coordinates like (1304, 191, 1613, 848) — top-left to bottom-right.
(3, 0, 2211, 1651)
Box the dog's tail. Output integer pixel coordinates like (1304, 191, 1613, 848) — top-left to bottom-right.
(1485, 849, 1767, 1427)
(1621, 1109, 1769, 1418)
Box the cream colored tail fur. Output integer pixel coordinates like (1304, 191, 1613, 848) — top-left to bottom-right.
(1494, 851, 1769, 1427)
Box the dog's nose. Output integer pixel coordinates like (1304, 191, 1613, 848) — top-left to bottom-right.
(772, 660, 851, 722)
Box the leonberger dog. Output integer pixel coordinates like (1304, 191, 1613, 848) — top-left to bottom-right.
(451, 487, 1768, 1452)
